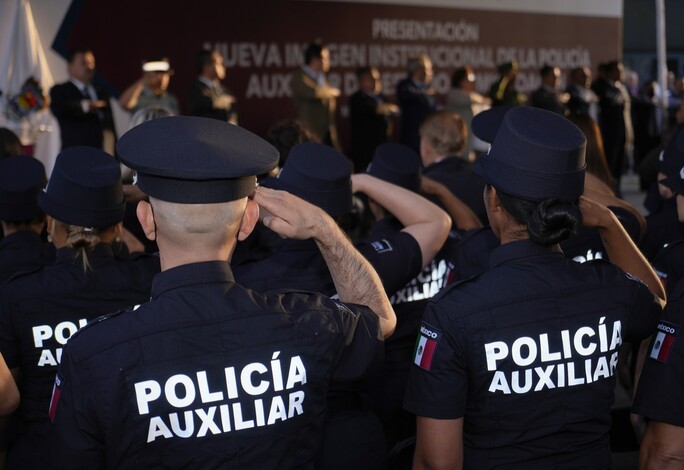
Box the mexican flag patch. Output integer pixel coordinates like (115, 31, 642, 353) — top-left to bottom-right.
(414, 322, 442, 370)
(649, 321, 679, 364)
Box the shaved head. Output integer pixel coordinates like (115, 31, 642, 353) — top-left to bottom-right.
(150, 197, 247, 248)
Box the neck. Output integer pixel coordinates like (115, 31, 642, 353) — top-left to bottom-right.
(157, 240, 235, 271)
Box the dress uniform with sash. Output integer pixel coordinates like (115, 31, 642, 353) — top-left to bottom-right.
(404, 107, 662, 469)
(47, 117, 383, 469)
(0, 147, 160, 469)
(0, 156, 54, 283)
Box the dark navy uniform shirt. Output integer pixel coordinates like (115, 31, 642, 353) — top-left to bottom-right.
(423, 156, 488, 225)
(561, 206, 641, 264)
(404, 240, 661, 469)
(234, 229, 422, 298)
(0, 231, 55, 284)
(652, 240, 684, 297)
(0, 244, 160, 427)
(641, 198, 684, 260)
(48, 261, 381, 469)
(633, 277, 684, 427)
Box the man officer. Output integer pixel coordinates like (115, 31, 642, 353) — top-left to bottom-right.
(47, 116, 395, 468)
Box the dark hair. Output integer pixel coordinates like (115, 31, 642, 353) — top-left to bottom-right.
(67, 48, 93, 64)
(355, 66, 373, 79)
(451, 66, 473, 88)
(196, 49, 216, 75)
(496, 188, 582, 246)
(540, 64, 555, 78)
(304, 42, 324, 66)
(0, 128, 23, 160)
(267, 119, 315, 167)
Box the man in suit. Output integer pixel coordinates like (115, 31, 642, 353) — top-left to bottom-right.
(187, 49, 237, 124)
(530, 64, 565, 114)
(50, 49, 114, 151)
(396, 55, 437, 153)
(349, 66, 398, 172)
(290, 42, 340, 148)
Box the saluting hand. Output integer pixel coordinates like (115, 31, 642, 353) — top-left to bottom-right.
(254, 186, 330, 241)
(579, 196, 614, 229)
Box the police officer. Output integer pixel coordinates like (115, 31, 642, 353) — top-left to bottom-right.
(640, 128, 684, 259)
(633, 130, 684, 463)
(363, 142, 480, 456)
(0, 156, 54, 282)
(0, 147, 160, 468)
(47, 116, 396, 468)
(404, 106, 665, 469)
(234, 141, 449, 469)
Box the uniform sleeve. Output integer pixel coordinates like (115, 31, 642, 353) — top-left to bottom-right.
(621, 271, 664, 342)
(633, 298, 684, 426)
(47, 346, 105, 469)
(328, 300, 384, 383)
(403, 300, 468, 419)
(0, 288, 20, 369)
(356, 232, 423, 296)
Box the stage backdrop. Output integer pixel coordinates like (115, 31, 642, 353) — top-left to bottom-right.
(53, 0, 623, 152)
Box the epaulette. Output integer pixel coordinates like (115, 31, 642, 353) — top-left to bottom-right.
(1, 265, 45, 287)
(114, 250, 160, 262)
(67, 304, 140, 341)
(430, 273, 480, 303)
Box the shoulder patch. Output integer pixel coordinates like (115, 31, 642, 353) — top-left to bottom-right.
(625, 271, 646, 285)
(413, 322, 443, 370)
(649, 321, 679, 363)
(369, 239, 393, 254)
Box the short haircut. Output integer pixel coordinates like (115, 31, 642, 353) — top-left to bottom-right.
(67, 48, 93, 64)
(419, 111, 466, 156)
(452, 66, 473, 88)
(406, 55, 430, 76)
(196, 49, 216, 75)
(355, 66, 374, 79)
(304, 42, 324, 66)
(540, 64, 556, 78)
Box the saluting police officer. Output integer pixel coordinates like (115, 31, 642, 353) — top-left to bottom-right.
(0, 147, 160, 468)
(47, 116, 396, 469)
(235, 141, 449, 468)
(404, 107, 665, 469)
(634, 130, 684, 466)
(362, 142, 480, 457)
(0, 156, 54, 282)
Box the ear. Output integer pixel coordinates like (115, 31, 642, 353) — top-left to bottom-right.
(136, 201, 156, 241)
(237, 199, 259, 242)
(486, 186, 501, 212)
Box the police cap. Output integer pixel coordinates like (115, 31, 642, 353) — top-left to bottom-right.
(471, 106, 512, 144)
(116, 116, 279, 203)
(266, 142, 352, 216)
(474, 106, 586, 201)
(38, 147, 125, 228)
(660, 129, 684, 194)
(367, 142, 421, 193)
(0, 156, 46, 221)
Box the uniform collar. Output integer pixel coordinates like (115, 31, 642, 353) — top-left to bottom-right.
(0, 231, 42, 248)
(55, 243, 114, 264)
(490, 239, 562, 269)
(151, 261, 235, 299)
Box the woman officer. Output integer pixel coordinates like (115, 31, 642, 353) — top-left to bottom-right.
(404, 106, 665, 469)
(0, 146, 160, 469)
